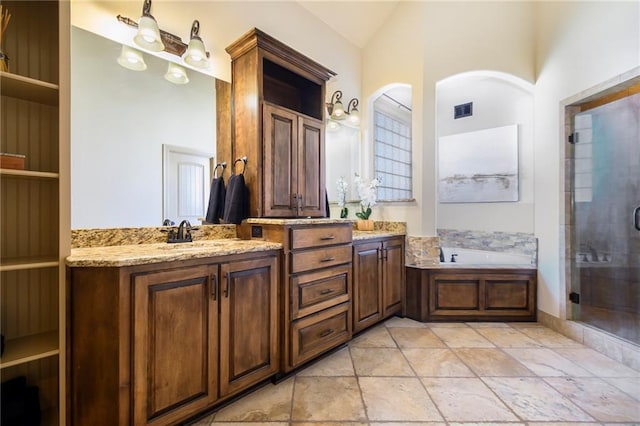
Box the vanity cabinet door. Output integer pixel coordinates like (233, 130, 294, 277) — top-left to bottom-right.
(382, 237, 405, 318)
(263, 103, 325, 218)
(353, 241, 383, 333)
(297, 115, 325, 218)
(219, 255, 279, 397)
(132, 265, 219, 425)
(263, 104, 298, 217)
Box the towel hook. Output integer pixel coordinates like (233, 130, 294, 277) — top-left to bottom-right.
(214, 162, 227, 179)
(233, 156, 247, 175)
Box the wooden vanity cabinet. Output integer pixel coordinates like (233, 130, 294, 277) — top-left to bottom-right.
(68, 252, 279, 426)
(225, 28, 335, 218)
(238, 222, 352, 372)
(353, 236, 405, 333)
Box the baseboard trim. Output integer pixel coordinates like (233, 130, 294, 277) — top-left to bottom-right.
(537, 309, 640, 371)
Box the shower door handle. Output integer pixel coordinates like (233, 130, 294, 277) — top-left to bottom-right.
(634, 206, 640, 231)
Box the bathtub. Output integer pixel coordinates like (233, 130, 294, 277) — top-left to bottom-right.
(441, 247, 533, 265)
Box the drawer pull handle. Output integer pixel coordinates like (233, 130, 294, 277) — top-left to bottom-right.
(320, 257, 335, 262)
(320, 235, 335, 241)
(320, 288, 335, 295)
(319, 329, 334, 338)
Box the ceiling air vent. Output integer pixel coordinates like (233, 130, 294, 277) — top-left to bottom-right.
(454, 102, 473, 119)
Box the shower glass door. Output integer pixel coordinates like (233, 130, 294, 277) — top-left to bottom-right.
(571, 88, 640, 344)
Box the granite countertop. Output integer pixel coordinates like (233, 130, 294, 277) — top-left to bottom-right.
(244, 218, 355, 226)
(407, 263, 537, 270)
(66, 239, 282, 267)
(352, 230, 406, 241)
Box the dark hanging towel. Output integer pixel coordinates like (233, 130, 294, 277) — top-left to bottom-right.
(223, 173, 249, 224)
(205, 176, 226, 224)
(325, 189, 330, 218)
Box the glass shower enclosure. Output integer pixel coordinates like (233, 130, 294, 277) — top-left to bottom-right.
(570, 87, 640, 345)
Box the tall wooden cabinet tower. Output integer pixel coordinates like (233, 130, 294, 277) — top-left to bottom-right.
(225, 28, 335, 218)
(0, 1, 70, 424)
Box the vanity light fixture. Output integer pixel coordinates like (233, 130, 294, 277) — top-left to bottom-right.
(133, 0, 164, 52)
(117, 0, 211, 67)
(183, 20, 209, 69)
(326, 90, 345, 120)
(164, 62, 189, 84)
(117, 45, 147, 71)
(346, 98, 360, 125)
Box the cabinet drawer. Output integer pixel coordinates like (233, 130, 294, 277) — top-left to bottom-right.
(291, 245, 352, 274)
(291, 303, 351, 367)
(291, 225, 352, 249)
(291, 265, 351, 319)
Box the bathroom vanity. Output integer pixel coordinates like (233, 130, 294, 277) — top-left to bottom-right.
(66, 241, 281, 426)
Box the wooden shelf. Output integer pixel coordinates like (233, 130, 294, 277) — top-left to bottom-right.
(0, 331, 59, 369)
(0, 71, 59, 106)
(0, 168, 59, 179)
(0, 258, 59, 272)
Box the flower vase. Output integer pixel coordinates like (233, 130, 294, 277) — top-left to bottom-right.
(356, 219, 374, 231)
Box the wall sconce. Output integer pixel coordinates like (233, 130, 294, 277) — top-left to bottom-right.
(184, 20, 209, 69)
(133, 0, 164, 52)
(327, 90, 360, 126)
(117, 0, 211, 66)
(326, 90, 345, 120)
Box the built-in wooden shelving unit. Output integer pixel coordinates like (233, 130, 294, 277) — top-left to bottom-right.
(0, 1, 69, 424)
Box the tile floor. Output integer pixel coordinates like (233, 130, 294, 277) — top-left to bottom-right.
(192, 318, 640, 425)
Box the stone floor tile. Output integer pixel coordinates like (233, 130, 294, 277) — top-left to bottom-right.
(402, 348, 474, 377)
(430, 327, 495, 348)
(422, 377, 519, 422)
(482, 377, 594, 421)
(426, 322, 470, 328)
(388, 327, 447, 349)
(466, 322, 513, 328)
(359, 377, 443, 421)
(213, 378, 294, 422)
(350, 325, 397, 348)
(518, 327, 584, 347)
(292, 423, 368, 426)
(475, 327, 544, 348)
(553, 347, 640, 377)
(370, 423, 446, 426)
(297, 347, 355, 377)
(527, 423, 600, 426)
(507, 322, 545, 328)
(454, 348, 534, 376)
(544, 377, 640, 422)
(384, 316, 429, 328)
(504, 348, 593, 377)
(603, 377, 640, 400)
(291, 377, 366, 422)
(211, 423, 289, 426)
(351, 347, 415, 376)
(449, 423, 526, 426)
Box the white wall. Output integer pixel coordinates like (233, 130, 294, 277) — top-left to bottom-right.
(436, 73, 534, 234)
(71, 27, 216, 228)
(362, 1, 536, 236)
(533, 1, 640, 317)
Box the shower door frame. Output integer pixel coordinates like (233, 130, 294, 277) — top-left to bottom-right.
(560, 67, 640, 332)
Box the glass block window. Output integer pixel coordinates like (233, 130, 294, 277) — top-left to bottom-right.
(374, 97, 412, 201)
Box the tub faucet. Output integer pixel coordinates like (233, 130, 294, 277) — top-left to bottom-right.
(450, 253, 458, 263)
(439, 248, 445, 263)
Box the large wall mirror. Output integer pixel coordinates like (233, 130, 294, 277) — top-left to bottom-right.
(71, 27, 219, 228)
